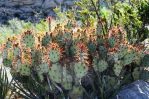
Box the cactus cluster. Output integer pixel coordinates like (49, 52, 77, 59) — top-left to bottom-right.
(1, 21, 148, 98)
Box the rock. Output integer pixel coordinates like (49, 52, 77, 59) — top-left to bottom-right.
(64, 0, 74, 6)
(33, 0, 43, 7)
(55, 0, 64, 4)
(115, 80, 149, 99)
(12, 0, 34, 5)
(42, 0, 57, 9)
(20, 6, 33, 13)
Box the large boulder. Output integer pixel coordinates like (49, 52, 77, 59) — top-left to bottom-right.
(115, 80, 149, 99)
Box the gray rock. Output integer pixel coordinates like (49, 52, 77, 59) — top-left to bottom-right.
(55, 0, 64, 4)
(20, 6, 33, 13)
(42, 0, 57, 9)
(115, 80, 149, 99)
(64, 0, 74, 6)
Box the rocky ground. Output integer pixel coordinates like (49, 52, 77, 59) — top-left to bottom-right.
(0, 0, 75, 24)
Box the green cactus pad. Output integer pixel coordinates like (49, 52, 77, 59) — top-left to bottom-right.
(74, 62, 87, 79)
(113, 61, 123, 76)
(2, 49, 8, 59)
(87, 41, 96, 53)
(42, 34, 51, 46)
(48, 63, 62, 83)
(31, 50, 42, 65)
(22, 34, 35, 48)
(15, 59, 22, 72)
(62, 67, 73, 90)
(108, 37, 116, 48)
(13, 47, 20, 57)
(49, 49, 60, 63)
(123, 51, 136, 66)
(19, 64, 31, 76)
(62, 32, 72, 42)
(141, 54, 149, 67)
(37, 63, 49, 74)
(6, 40, 12, 49)
(118, 45, 128, 59)
(95, 60, 108, 72)
(2, 58, 12, 67)
(98, 46, 107, 59)
(7, 50, 14, 60)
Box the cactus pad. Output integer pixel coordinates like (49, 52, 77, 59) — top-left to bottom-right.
(48, 63, 62, 83)
(62, 67, 73, 90)
(113, 61, 123, 76)
(118, 45, 128, 59)
(13, 47, 20, 58)
(87, 41, 96, 54)
(2, 49, 8, 59)
(42, 33, 51, 46)
(123, 51, 136, 66)
(19, 64, 31, 76)
(95, 60, 108, 72)
(74, 62, 87, 79)
(5, 39, 12, 49)
(108, 37, 116, 48)
(62, 32, 72, 42)
(49, 49, 61, 63)
(37, 63, 49, 74)
(2, 58, 12, 67)
(98, 46, 107, 59)
(22, 33, 35, 48)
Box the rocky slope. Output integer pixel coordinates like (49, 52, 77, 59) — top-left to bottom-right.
(0, 0, 75, 24)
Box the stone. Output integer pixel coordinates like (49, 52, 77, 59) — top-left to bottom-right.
(42, 0, 57, 9)
(55, 0, 64, 5)
(12, 0, 34, 5)
(115, 80, 149, 99)
(33, 0, 43, 7)
(20, 6, 33, 13)
(64, 0, 74, 6)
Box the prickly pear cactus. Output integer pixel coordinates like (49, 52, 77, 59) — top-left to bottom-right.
(13, 47, 21, 58)
(98, 46, 107, 59)
(42, 32, 51, 47)
(37, 63, 49, 74)
(49, 49, 61, 63)
(31, 49, 42, 66)
(2, 58, 12, 67)
(22, 31, 35, 48)
(117, 45, 128, 59)
(5, 38, 12, 49)
(108, 37, 116, 48)
(87, 40, 96, 54)
(62, 66, 73, 90)
(7, 49, 14, 60)
(75, 42, 88, 64)
(14, 59, 22, 72)
(94, 59, 108, 72)
(123, 51, 136, 66)
(19, 64, 31, 76)
(62, 31, 72, 43)
(74, 62, 87, 80)
(113, 61, 123, 76)
(48, 43, 61, 63)
(48, 63, 63, 83)
(2, 48, 8, 59)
